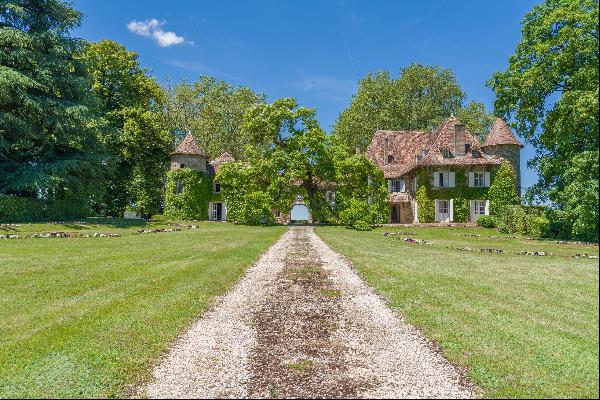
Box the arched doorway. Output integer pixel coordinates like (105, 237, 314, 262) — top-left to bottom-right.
(290, 204, 309, 223)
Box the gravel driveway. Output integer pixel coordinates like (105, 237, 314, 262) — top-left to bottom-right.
(141, 227, 473, 398)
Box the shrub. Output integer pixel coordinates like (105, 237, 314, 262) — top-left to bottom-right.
(0, 195, 90, 222)
(488, 162, 520, 217)
(338, 198, 374, 230)
(415, 185, 434, 223)
(527, 216, 550, 238)
(241, 191, 274, 225)
(476, 215, 496, 228)
(496, 205, 527, 234)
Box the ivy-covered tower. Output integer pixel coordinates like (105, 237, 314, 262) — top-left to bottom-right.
(164, 133, 212, 219)
(169, 132, 207, 172)
(481, 119, 523, 195)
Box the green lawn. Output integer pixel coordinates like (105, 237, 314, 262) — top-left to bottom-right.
(316, 226, 599, 399)
(0, 220, 285, 398)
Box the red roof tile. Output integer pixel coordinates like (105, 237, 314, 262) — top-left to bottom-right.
(209, 152, 235, 173)
(482, 118, 523, 148)
(366, 116, 501, 178)
(170, 133, 207, 156)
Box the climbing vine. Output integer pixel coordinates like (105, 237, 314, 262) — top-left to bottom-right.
(416, 168, 493, 223)
(488, 162, 520, 217)
(164, 169, 212, 220)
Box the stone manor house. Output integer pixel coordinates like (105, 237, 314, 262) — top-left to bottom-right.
(168, 116, 522, 224)
(366, 116, 522, 223)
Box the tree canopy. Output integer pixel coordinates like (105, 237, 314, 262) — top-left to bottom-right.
(332, 64, 494, 152)
(162, 76, 265, 160)
(81, 39, 171, 217)
(0, 0, 105, 201)
(488, 0, 599, 240)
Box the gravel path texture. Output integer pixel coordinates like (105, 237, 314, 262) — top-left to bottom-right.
(142, 227, 474, 399)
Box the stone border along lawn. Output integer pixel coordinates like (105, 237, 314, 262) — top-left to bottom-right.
(315, 225, 599, 399)
(143, 227, 473, 399)
(0, 222, 286, 398)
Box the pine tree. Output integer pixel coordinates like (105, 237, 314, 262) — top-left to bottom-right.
(0, 0, 104, 201)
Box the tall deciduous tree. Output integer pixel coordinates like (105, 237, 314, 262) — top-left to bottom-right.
(333, 64, 493, 152)
(0, 0, 105, 202)
(488, 0, 599, 240)
(162, 76, 265, 160)
(81, 40, 170, 217)
(243, 98, 336, 221)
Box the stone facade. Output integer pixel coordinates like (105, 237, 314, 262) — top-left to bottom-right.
(480, 144, 521, 194)
(170, 154, 207, 173)
(366, 116, 522, 224)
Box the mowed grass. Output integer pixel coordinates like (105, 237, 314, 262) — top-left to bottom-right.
(0, 220, 285, 398)
(315, 226, 599, 399)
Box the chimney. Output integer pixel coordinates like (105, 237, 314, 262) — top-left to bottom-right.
(454, 124, 466, 156)
(355, 146, 361, 155)
(384, 137, 389, 164)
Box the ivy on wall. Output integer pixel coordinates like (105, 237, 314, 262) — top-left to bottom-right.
(488, 162, 520, 217)
(163, 169, 212, 220)
(416, 168, 494, 223)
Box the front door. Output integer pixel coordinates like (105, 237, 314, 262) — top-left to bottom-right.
(211, 202, 223, 221)
(436, 200, 451, 222)
(390, 205, 400, 224)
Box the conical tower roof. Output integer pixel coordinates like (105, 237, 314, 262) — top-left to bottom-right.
(482, 118, 523, 148)
(170, 133, 207, 156)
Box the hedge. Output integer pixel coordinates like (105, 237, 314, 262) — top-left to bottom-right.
(0, 195, 90, 222)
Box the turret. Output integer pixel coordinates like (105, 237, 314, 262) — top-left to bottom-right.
(481, 119, 523, 194)
(169, 132, 207, 173)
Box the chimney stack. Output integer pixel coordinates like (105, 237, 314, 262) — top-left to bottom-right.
(454, 124, 466, 156)
(383, 137, 389, 164)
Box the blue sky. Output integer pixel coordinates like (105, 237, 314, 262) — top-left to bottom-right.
(72, 0, 540, 193)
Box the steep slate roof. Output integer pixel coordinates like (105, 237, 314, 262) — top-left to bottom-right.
(482, 118, 523, 148)
(209, 152, 236, 174)
(170, 133, 207, 156)
(365, 116, 501, 179)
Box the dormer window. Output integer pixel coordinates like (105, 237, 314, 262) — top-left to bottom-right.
(387, 154, 394, 163)
(442, 148, 453, 159)
(472, 150, 480, 158)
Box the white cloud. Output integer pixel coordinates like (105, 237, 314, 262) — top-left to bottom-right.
(127, 18, 186, 47)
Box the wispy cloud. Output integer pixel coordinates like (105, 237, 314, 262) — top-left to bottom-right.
(161, 59, 245, 83)
(127, 18, 189, 47)
(294, 71, 356, 102)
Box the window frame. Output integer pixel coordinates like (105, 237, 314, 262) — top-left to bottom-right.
(473, 172, 485, 188)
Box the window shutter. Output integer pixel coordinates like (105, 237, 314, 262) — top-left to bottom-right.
(434, 199, 439, 221)
(449, 199, 454, 222)
(485, 200, 490, 215)
(484, 171, 491, 187)
(469, 172, 474, 187)
(449, 172, 456, 187)
(433, 172, 439, 187)
(387, 180, 392, 192)
(400, 179, 406, 192)
(443, 172, 449, 187)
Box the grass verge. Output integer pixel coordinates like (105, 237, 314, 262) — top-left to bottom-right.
(0, 220, 285, 398)
(315, 225, 599, 398)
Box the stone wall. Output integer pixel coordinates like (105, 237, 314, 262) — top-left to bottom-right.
(170, 154, 207, 172)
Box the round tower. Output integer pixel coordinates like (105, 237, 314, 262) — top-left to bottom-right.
(169, 132, 207, 172)
(481, 119, 523, 195)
